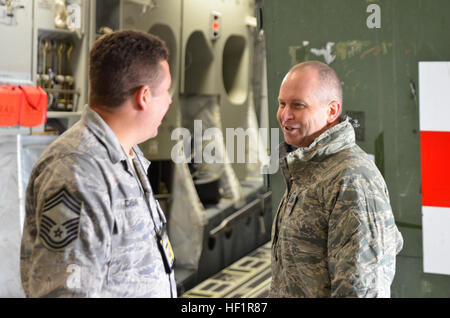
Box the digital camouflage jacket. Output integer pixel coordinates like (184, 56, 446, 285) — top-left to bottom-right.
(270, 119, 403, 297)
(21, 106, 176, 297)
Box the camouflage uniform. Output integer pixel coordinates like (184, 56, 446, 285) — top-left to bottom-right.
(21, 106, 177, 297)
(269, 119, 403, 298)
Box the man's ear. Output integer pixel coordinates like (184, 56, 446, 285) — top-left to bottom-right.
(327, 100, 341, 124)
(135, 85, 152, 110)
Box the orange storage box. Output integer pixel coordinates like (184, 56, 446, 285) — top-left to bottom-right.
(0, 85, 22, 126)
(18, 85, 48, 127)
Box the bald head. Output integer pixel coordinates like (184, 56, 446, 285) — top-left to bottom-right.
(287, 61, 343, 114)
(277, 61, 343, 147)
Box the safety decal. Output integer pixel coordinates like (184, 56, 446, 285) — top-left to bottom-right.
(182, 242, 272, 298)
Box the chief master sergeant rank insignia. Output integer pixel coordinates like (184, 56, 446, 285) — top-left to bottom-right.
(39, 188, 81, 251)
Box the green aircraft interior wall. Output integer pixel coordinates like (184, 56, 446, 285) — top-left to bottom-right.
(263, 0, 450, 297)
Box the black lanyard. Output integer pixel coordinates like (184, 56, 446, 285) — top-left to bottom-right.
(131, 154, 175, 297)
(131, 155, 162, 235)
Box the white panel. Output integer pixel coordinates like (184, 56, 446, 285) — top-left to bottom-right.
(422, 206, 450, 275)
(0, 136, 22, 297)
(418, 62, 450, 132)
(0, 0, 34, 84)
(0, 135, 56, 297)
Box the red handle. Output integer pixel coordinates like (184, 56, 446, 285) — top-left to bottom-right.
(18, 86, 45, 110)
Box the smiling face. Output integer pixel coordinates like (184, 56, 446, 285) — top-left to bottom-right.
(277, 66, 335, 148)
(152, 61, 172, 137)
(147, 60, 172, 139)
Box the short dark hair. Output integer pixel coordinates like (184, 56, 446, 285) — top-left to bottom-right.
(89, 30, 169, 108)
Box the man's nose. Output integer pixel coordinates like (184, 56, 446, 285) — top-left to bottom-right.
(281, 106, 294, 122)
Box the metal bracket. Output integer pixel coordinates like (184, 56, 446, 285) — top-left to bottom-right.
(209, 191, 271, 237)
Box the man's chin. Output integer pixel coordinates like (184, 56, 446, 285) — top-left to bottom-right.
(139, 131, 158, 144)
(283, 135, 302, 148)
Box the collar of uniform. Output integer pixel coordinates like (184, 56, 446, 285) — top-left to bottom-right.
(279, 118, 356, 176)
(132, 145, 151, 172)
(82, 105, 127, 164)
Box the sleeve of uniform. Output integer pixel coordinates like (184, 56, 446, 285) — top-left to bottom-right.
(22, 155, 114, 297)
(327, 171, 402, 298)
